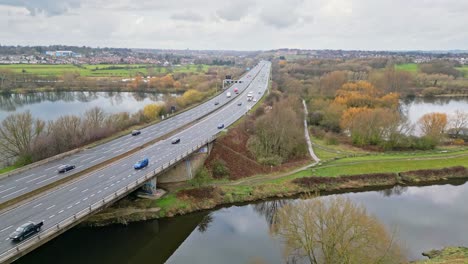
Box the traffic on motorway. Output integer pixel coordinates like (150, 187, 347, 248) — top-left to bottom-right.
(0, 62, 267, 205)
(0, 61, 271, 262)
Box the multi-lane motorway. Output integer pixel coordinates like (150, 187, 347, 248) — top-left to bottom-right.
(0, 61, 271, 262)
(0, 62, 266, 205)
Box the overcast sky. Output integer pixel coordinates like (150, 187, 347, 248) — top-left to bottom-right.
(0, 0, 467, 51)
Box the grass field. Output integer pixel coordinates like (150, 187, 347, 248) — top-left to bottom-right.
(279, 148, 468, 181)
(456, 65, 468, 77)
(0, 64, 211, 77)
(395, 63, 419, 72)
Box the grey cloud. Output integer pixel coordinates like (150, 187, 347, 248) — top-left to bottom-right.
(0, 0, 81, 16)
(259, 0, 305, 28)
(216, 0, 250, 21)
(171, 11, 204, 22)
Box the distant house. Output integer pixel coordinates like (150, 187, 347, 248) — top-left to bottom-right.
(45, 50, 81, 57)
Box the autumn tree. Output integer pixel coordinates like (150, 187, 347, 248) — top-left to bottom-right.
(129, 75, 145, 90)
(418, 112, 448, 141)
(340, 107, 401, 146)
(319, 70, 348, 97)
(272, 196, 406, 264)
(176, 89, 205, 108)
(142, 103, 165, 121)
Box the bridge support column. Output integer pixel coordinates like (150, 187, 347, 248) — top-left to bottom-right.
(141, 177, 157, 195)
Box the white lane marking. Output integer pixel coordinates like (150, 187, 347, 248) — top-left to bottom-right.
(113, 148, 123, 154)
(104, 187, 108, 190)
(0, 187, 15, 194)
(75, 201, 80, 205)
(0, 226, 12, 233)
(33, 203, 42, 208)
(90, 157, 105, 163)
(98, 174, 105, 178)
(1, 187, 27, 198)
(58, 210, 64, 214)
(110, 184, 114, 187)
(15, 173, 35, 182)
(44, 166, 55, 171)
(69, 187, 77, 192)
(81, 156, 95, 162)
(46, 205, 55, 210)
(36, 175, 57, 185)
(83, 197, 88, 201)
(81, 189, 88, 193)
(49, 215, 55, 219)
(116, 181, 120, 184)
(26, 174, 47, 183)
(67, 205, 73, 209)
(110, 176, 115, 179)
(121, 163, 127, 167)
(90, 194, 95, 197)
(97, 190, 102, 194)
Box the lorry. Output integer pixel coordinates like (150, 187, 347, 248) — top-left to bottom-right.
(226, 92, 231, 98)
(247, 91, 253, 101)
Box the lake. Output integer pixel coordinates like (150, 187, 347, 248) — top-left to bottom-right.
(0, 92, 177, 122)
(401, 96, 468, 135)
(16, 179, 468, 263)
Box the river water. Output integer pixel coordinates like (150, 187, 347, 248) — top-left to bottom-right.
(15, 180, 468, 264)
(0, 92, 176, 122)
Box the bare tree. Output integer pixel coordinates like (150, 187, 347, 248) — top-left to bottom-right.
(272, 196, 406, 264)
(448, 110, 468, 136)
(0, 111, 44, 162)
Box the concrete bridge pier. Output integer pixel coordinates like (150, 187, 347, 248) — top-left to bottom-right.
(157, 142, 213, 184)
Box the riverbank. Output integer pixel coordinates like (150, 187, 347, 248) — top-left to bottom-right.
(84, 164, 468, 226)
(415, 247, 468, 263)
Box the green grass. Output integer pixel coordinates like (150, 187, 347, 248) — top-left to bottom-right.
(312, 155, 468, 177)
(270, 148, 468, 182)
(456, 65, 468, 78)
(395, 63, 419, 72)
(0, 64, 211, 77)
(0, 165, 20, 174)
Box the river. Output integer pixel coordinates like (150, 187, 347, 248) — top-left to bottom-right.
(0, 91, 177, 122)
(15, 180, 468, 263)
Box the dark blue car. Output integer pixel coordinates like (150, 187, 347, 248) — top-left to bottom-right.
(134, 158, 149, 170)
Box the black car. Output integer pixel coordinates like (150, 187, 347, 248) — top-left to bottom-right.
(171, 138, 180, 144)
(217, 123, 225, 129)
(214, 101, 219, 105)
(237, 102, 242, 106)
(58, 164, 75, 173)
(9, 221, 43, 242)
(131, 130, 141, 136)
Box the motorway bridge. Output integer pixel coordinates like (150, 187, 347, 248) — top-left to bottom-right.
(0, 61, 271, 263)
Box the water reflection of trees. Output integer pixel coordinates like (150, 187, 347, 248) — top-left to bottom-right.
(252, 200, 290, 227)
(0, 91, 167, 112)
(379, 185, 408, 197)
(197, 213, 214, 233)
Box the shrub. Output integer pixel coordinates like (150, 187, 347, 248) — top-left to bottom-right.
(400, 166, 467, 180)
(452, 139, 465, 145)
(177, 186, 218, 199)
(191, 166, 212, 187)
(258, 155, 283, 166)
(211, 159, 230, 179)
(422, 87, 444, 97)
(324, 132, 338, 145)
(293, 173, 397, 188)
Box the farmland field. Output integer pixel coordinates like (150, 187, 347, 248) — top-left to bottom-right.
(395, 63, 419, 72)
(0, 64, 210, 77)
